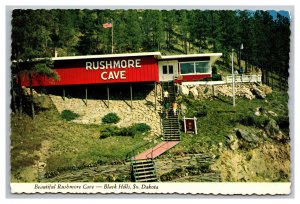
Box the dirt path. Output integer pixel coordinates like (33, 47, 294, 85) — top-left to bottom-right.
(36, 140, 51, 181)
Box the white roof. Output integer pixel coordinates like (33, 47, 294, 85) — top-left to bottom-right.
(161, 53, 222, 64)
(51, 52, 222, 63)
(51, 52, 161, 61)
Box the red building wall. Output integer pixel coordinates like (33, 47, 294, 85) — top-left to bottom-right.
(20, 56, 159, 87)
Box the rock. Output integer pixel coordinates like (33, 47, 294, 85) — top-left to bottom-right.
(251, 86, 266, 99)
(179, 85, 189, 96)
(180, 104, 187, 115)
(230, 139, 239, 150)
(236, 129, 259, 143)
(265, 119, 280, 139)
(268, 110, 278, 117)
(189, 87, 199, 99)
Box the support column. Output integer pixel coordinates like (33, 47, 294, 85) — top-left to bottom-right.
(85, 85, 88, 106)
(154, 82, 157, 110)
(130, 83, 133, 109)
(107, 85, 110, 109)
(63, 88, 65, 101)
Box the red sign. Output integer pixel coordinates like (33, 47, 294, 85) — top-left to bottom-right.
(20, 56, 159, 87)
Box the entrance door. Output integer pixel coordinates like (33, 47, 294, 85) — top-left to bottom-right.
(159, 60, 178, 82)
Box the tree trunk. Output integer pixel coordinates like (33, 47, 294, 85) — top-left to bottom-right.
(11, 79, 18, 113)
(17, 73, 23, 114)
(29, 72, 35, 119)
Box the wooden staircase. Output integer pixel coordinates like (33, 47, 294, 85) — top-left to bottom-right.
(162, 82, 181, 141)
(131, 159, 158, 182)
(130, 82, 181, 182)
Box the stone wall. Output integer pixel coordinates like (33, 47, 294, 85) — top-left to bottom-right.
(179, 83, 272, 100)
(49, 85, 162, 136)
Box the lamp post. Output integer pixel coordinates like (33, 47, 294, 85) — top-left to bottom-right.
(232, 49, 235, 107)
(239, 43, 244, 73)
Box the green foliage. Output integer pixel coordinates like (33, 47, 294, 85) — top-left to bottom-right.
(100, 123, 151, 139)
(102, 112, 120, 124)
(61, 109, 80, 121)
(130, 123, 151, 133)
(99, 125, 119, 138)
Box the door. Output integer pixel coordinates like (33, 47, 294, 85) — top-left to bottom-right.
(158, 60, 178, 82)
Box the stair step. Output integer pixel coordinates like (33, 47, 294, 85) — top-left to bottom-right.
(134, 171, 156, 177)
(136, 178, 158, 182)
(132, 163, 154, 168)
(133, 166, 155, 171)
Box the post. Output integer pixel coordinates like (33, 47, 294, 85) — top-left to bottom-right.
(107, 85, 110, 109)
(111, 19, 114, 54)
(130, 83, 133, 109)
(63, 88, 65, 101)
(194, 117, 197, 134)
(212, 85, 215, 97)
(183, 116, 186, 133)
(85, 85, 88, 106)
(232, 49, 235, 107)
(154, 82, 157, 110)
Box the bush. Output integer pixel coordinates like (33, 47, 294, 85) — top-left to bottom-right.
(131, 123, 151, 133)
(61, 110, 80, 121)
(102, 113, 120, 124)
(100, 126, 119, 139)
(118, 127, 135, 137)
(99, 123, 151, 139)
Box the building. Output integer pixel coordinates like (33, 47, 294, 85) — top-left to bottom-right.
(20, 52, 222, 87)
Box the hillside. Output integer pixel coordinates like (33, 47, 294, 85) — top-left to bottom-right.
(10, 83, 289, 182)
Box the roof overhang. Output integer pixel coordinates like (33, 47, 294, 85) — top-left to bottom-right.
(160, 53, 222, 64)
(51, 52, 162, 61)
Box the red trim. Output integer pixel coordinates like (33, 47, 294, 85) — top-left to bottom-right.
(174, 74, 211, 83)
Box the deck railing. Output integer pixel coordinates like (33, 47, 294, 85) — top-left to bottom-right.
(224, 74, 262, 83)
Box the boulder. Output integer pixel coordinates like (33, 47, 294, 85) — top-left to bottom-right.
(179, 85, 189, 96)
(251, 86, 266, 99)
(180, 104, 187, 115)
(265, 119, 280, 139)
(236, 129, 259, 143)
(189, 87, 199, 99)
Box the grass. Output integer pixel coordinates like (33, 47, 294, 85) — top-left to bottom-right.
(10, 107, 153, 181)
(166, 90, 289, 156)
(11, 90, 289, 181)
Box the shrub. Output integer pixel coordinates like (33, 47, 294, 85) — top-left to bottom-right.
(102, 113, 120, 124)
(100, 126, 119, 139)
(61, 110, 80, 121)
(118, 127, 135, 137)
(131, 123, 151, 133)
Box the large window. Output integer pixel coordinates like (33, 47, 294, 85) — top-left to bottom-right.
(179, 61, 211, 75)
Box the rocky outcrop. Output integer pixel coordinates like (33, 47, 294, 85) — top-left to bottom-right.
(179, 85, 189, 96)
(178, 83, 271, 100)
(189, 87, 198, 99)
(252, 86, 266, 99)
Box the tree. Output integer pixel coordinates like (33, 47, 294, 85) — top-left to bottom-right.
(11, 9, 58, 118)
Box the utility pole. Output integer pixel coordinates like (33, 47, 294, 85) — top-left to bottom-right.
(111, 19, 114, 54)
(232, 49, 235, 107)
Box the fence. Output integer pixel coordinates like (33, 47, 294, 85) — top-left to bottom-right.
(224, 74, 262, 83)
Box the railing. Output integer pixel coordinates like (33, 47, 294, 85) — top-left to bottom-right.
(224, 74, 262, 83)
(126, 140, 152, 161)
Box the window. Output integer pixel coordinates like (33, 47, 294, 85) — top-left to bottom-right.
(179, 61, 211, 75)
(169, 65, 174, 74)
(162, 65, 174, 74)
(180, 62, 194, 74)
(163, 65, 168, 74)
